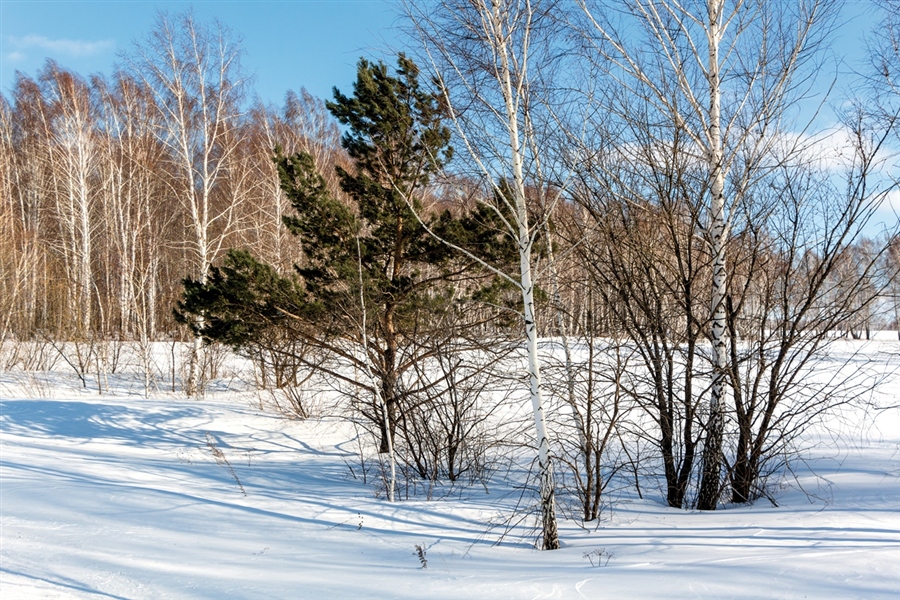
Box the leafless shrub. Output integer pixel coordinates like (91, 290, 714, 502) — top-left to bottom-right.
(546, 336, 635, 523)
(245, 338, 320, 418)
(397, 347, 507, 487)
(205, 432, 246, 496)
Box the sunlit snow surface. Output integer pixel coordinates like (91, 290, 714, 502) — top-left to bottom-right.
(1, 339, 898, 599)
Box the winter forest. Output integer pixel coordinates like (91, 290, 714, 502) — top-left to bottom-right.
(2, 0, 899, 597)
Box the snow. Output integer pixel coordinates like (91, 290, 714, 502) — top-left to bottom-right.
(1, 341, 899, 599)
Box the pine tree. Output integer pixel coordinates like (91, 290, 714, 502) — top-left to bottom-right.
(178, 55, 493, 455)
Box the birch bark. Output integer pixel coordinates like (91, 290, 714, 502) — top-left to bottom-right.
(406, 0, 562, 549)
(697, 0, 728, 510)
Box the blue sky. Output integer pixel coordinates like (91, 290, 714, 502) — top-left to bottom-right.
(0, 0, 887, 118)
(0, 0, 883, 111)
(0, 0, 402, 106)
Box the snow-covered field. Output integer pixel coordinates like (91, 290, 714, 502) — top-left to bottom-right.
(1, 340, 899, 599)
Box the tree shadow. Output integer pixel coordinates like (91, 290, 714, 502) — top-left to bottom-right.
(0, 399, 208, 448)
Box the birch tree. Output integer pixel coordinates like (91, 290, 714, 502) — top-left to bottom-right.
(128, 12, 248, 395)
(94, 73, 158, 338)
(0, 94, 24, 346)
(405, 0, 565, 549)
(5, 75, 56, 336)
(35, 63, 99, 337)
(93, 72, 172, 392)
(578, 0, 835, 509)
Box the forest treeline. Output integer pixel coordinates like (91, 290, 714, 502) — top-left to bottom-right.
(1, 2, 899, 549)
(0, 23, 343, 344)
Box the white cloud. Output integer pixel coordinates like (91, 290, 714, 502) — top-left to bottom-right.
(779, 125, 900, 175)
(6, 51, 26, 62)
(881, 188, 900, 214)
(867, 188, 900, 236)
(9, 35, 114, 58)
(774, 126, 857, 172)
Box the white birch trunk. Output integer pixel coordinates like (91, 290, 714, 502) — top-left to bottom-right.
(698, 0, 728, 511)
(405, 0, 561, 547)
(75, 142, 92, 336)
(53, 91, 95, 337)
(493, 0, 560, 550)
